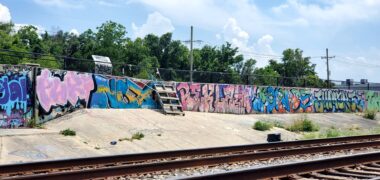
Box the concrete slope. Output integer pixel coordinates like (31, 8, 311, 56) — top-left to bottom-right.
(1, 109, 378, 164)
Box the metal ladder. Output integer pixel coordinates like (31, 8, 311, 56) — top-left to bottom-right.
(153, 82, 185, 116)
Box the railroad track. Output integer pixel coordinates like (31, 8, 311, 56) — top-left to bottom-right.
(184, 151, 380, 180)
(1, 134, 380, 179)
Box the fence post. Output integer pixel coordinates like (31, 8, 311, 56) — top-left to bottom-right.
(303, 78, 306, 87)
(33, 67, 39, 125)
(276, 77, 279, 86)
(368, 83, 370, 91)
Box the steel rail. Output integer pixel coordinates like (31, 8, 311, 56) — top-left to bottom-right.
(182, 151, 380, 180)
(4, 140, 380, 180)
(1, 134, 380, 176)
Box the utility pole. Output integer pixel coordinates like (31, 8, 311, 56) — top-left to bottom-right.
(321, 48, 335, 88)
(183, 26, 202, 83)
(190, 26, 193, 82)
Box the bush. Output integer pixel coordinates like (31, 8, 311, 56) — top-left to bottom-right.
(286, 116, 319, 132)
(60, 128, 76, 136)
(364, 110, 377, 120)
(253, 121, 273, 131)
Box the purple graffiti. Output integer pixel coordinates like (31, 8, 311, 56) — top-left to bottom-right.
(0, 74, 28, 116)
(36, 69, 94, 112)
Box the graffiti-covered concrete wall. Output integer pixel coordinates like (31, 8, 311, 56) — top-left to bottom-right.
(89, 75, 157, 109)
(0, 66, 33, 128)
(176, 83, 369, 114)
(36, 69, 95, 122)
(2, 64, 380, 128)
(35, 68, 158, 123)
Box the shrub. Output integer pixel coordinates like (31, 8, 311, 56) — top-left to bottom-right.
(253, 121, 273, 131)
(286, 116, 319, 132)
(27, 118, 45, 128)
(60, 128, 76, 136)
(364, 110, 377, 120)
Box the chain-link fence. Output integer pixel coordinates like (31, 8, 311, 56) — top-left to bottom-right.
(1, 50, 380, 90)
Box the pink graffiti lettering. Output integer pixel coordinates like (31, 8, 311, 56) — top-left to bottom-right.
(37, 69, 94, 112)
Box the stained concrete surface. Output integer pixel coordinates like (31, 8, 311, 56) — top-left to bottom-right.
(0, 109, 378, 164)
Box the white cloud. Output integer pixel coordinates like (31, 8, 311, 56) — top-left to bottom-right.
(256, 35, 275, 56)
(0, 3, 11, 23)
(132, 11, 175, 38)
(133, 0, 230, 31)
(69, 28, 80, 36)
(14, 24, 46, 35)
(33, 0, 84, 9)
(97, 1, 120, 7)
(273, 0, 380, 26)
(272, 4, 289, 14)
(219, 18, 276, 67)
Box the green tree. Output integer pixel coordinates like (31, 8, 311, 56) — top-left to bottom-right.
(253, 66, 280, 86)
(265, 49, 324, 87)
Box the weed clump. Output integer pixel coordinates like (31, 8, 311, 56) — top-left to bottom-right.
(364, 110, 377, 120)
(60, 128, 76, 136)
(286, 116, 319, 132)
(302, 126, 363, 140)
(119, 132, 145, 142)
(325, 126, 340, 138)
(253, 121, 273, 131)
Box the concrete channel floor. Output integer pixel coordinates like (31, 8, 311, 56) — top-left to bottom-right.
(0, 109, 379, 164)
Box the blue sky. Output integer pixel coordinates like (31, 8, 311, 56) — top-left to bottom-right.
(1, 0, 380, 82)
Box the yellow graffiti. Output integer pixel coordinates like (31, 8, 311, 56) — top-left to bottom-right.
(125, 86, 152, 105)
(97, 86, 110, 93)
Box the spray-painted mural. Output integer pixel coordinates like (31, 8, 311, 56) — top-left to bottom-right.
(176, 83, 367, 114)
(36, 69, 94, 122)
(90, 75, 157, 109)
(2, 64, 380, 128)
(35, 69, 157, 122)
(366, 91, 380, 111)
(0, 71, 32, 128)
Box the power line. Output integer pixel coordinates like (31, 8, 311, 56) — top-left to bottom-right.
(333, 58, 380, 68)
(0, 49, 319, 79)
(335, 56, 380, 67)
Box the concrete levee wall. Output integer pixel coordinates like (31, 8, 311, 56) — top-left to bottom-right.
(36, 68, 158, 123)
(1, 64, 380, 128)
(176, 82, 380, 114)
(0, 65, 33, 128)
(0, 65, 158, 127)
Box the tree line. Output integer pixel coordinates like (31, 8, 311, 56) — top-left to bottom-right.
(0, 21, 326, 87)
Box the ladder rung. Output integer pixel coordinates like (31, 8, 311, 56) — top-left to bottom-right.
(160, 96, 179, 100)
(158, 90, 176, 94)
(164, 110, 185, 115)
(163, 104, 182, 107)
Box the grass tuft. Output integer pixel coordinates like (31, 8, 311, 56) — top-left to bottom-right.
(59, 128, 76, 136)
(119, 132, 145, 142)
